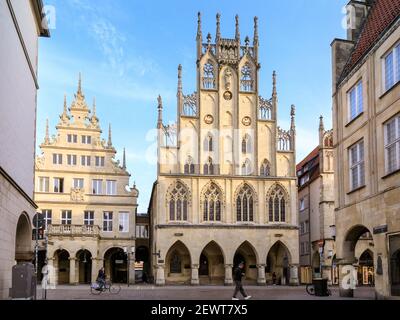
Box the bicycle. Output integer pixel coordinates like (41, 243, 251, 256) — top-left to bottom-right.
(306, 283, 332, 296)
(90, 280, 121, 295)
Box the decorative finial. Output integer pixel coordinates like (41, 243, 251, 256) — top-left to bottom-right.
(254, 16, 259, 45)
(207, 33, 212, 46)
(122, 148, 126, 170)
(78, 72, 82, 95)
(197, 12, 202, 40)
(272, 71, 277, 97)
(235, 15, 240, 41)
(291, 105, 296, 130)
(44, 119, 50, 144)
(245, 36, 250, 48)
(108, 123, 112, 147)
(216, 13, 221, 42)
(92, 97, 97, 116)
(319, 115, 325, 131)
(178, 64, 183, 93)
(63, 94, 68, 113)
(157, 95, 163, 127)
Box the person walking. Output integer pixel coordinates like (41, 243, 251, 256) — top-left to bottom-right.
(232, 262, 252, 300)
(96, 267, 106, 290)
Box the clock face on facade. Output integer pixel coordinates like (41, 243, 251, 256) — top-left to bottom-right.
(242, 116, 252, 126)
(223, 91, 233, 101)
(204, 114, 214, 125)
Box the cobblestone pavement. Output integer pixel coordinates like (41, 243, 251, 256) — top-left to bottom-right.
(39, 285, 376, 300)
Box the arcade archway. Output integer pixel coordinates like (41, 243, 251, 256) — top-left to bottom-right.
(104, 248, 127, 284)
(233, 241, 257, 284)
(165, 241, 191, 284)
(15, 213, 32, 263)
(77, 250, 92, 284)
(54, 249, 70, 284)
(266, 241, 291, 285)
(199, 241, 224, 285)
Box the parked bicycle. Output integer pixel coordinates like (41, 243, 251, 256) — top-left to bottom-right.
(90, 280, 121, 295)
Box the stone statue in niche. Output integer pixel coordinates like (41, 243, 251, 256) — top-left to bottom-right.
(224, 68, 232, 91)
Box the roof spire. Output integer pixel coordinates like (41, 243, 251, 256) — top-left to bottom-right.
(108, 123, 112, 147)
(177, 64, 183, 94)
(235, 15, 240, 41)
(216, 13, 221, 42)
(122, 148, 126, 170)
(63, 94, 68, 113)
(44, 118, 50, 144)
(272, 71, 277, 97)
(157, 95, 163, 128)
(319, 115, 325, 131)
(77, 72, 82, 95)
(291, 105, 296, 131)
(197, 12, 202, 41)
(253, 16, 259, 45)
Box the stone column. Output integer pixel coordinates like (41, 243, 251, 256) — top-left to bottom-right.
(191, 264, 199, 285)
(257, 264, 266, 286)
(69, 257, 77, 285)
(338, 262, 357, 298)
(47, 258, 56, 287)
(129, 254, 136, 285)
(156, 265, 165, 286)
(224, 264, 233, 286)
(289, 264, 299, 286)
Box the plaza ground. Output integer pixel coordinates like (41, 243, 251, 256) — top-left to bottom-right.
(38, 285, 376, 300)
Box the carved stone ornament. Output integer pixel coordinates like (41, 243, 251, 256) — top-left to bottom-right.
(224, 68, 232, 90)
(223, 91, 233, 101)
(204, 114, 214, 125)
(242, 116, 252, 126)
(71, 188, 84, 202)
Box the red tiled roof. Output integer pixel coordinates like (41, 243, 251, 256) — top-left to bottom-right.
(296, 146, 319, 171)
(341, 0, 400, 80)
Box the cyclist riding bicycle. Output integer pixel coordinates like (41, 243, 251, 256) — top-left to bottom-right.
(96, 267, 106, 290)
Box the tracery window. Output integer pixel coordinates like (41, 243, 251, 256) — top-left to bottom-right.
(184, 156, 195, 174)
(203, 61, 216, 89)
(242, 135, 251, 154)
(240, 63, 253, 92)
(168, 181, 189, 221)
(236, 184, 254, 222)
(204, 134, 213, 152)
(267, 185, 287, 223)
(203, 183, 222, 222)
(204, 157, 214, 175)
(241, 159, 252, 175)
(260, 160, 271, 177)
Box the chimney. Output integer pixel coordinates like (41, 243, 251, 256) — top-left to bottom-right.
(346, 0, 372, 42)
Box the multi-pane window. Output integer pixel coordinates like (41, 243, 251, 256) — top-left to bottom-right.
(299, 198, 305, 211)
(82, 135, 92, 144)
(236, 184, 254, 222)
(184, 156, 195, 174)
(61, 210, 72, 225)
(348, 80, 363, 121)
(136, 225, 149, 238)
(205, 135, 213, 152)
(67, 154, 77, 166)
(95, 156, 105, 167)
(202, 61, 216, 89)
(242, 135, 251, 154)
(241, 159, 252, 175)
(168, 181, 189, 221)
(42, 210, 52, 230)
(240, 63, 253, 92)
(119, 212, 129, 232)
(84, 211, 94, 226)
(103, 212, 113, 232)
(67, 134, 78, 143)
(53, 178, 64, 193)
(384, 43, 400, 92)
(384, 115, 400, 174)
(203, 183, 222, 222)
(73, 178, 84, 189)
(38, 177, 49, 192)
(349, 140, 365, 190)
(81, 156, 91, 166)
(260, 160, 271, 177)
(204, 157, 214, 175)
(267, 184, 287, 223)
(92, 179, 103, 195)
(106, 180, 117, 195)
(53, 154, 63, 165)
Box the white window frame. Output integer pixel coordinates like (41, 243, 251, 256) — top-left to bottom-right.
(38, 177, 49, 192)
(81, 155, 91, 166)
(349, 140, 365, 191)
(92, 180, 103, 195)
(95, 156, 105, 167)
(384, 114, 400, 174)
(348, 80, 363, 121)
(383, 43, 400, 92)
(73, 178, 84, 189)
(61, 210, 72, 225)
(82, 135, 92, 144)
(299, 198, 305, 211)
(53, 178, 64, 193)
(106, 180, 117, 195)
(53, 154, 63, 165)
(67, 134, 78, 143)
(103, 212, 113, 232)
(84, 211, 94, 226)
(118, 212, 129, 233)
(136, 225, 149, 239)
(67, 154, 77, 166)
(42, 209, 52, 230)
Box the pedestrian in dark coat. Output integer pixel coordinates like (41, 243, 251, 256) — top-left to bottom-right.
(232, 262, 252, 300)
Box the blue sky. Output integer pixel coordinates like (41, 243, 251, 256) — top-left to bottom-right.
(37, 0, 348, 211)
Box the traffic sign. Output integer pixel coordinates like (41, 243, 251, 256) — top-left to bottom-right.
(33, 213, 44, 229)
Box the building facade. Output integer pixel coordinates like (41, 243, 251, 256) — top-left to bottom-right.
(149, 13, 299, 286)
(297, 117, 335, 284)
(332, 0, 400, 298)
(34, 76, 139, 285)
(0, 0, 49, 299)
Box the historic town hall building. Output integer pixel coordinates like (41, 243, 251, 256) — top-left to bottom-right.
(149, 14, 299, 286)
(34, 76, 139, 285)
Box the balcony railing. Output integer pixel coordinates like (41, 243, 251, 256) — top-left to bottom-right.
(47, 224, 100, 237)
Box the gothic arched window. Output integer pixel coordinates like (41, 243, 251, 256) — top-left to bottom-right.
(267, 184, 288, 223)
(184, 156, 195, 174)
(260, 160, 271, 177)
(241, 159, 252, 175)
(204, 134, 213, 152)
(236, 184, 254, 222)
(203, 61, 216, 89)
(240, 63, 253, 92)
(170, 251, 182, 273)
(204, 157, 214, 175)
(167, 181, 189, 221)
(203, 183, 222, 222)
(242, 135, 251, 154)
